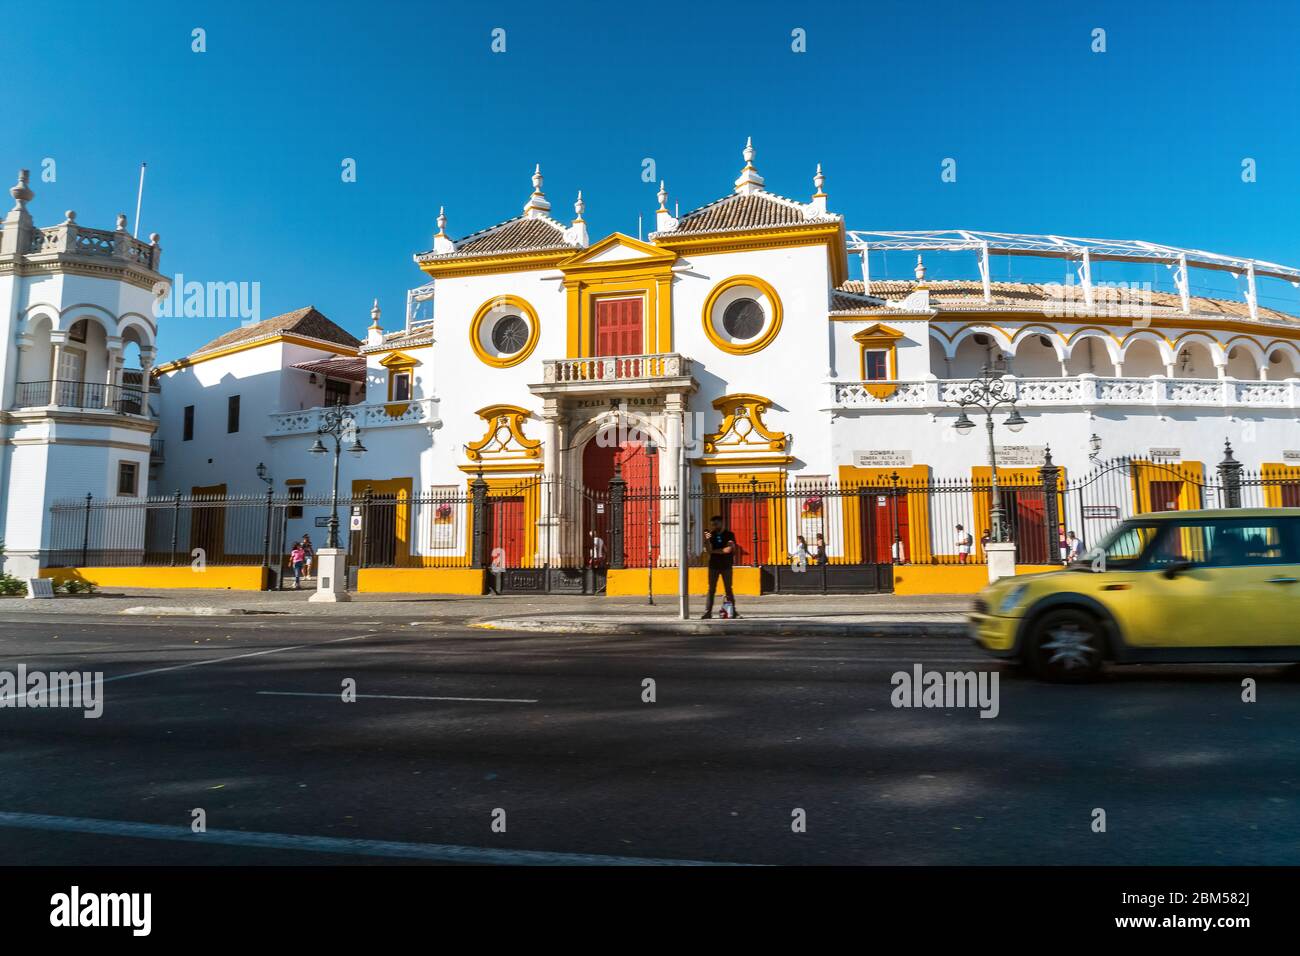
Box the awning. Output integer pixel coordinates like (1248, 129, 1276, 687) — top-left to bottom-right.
(289, 356, 367, 383)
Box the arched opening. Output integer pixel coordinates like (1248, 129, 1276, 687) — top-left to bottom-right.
(1123, 339, 1165, 377)
(1173, 341, 1217, 378)
(15, 315, 54, 403)
(950, 332, 1008, 378)
(928, 334, 951, 378)
(1009, 332, 1061, 377)
(1224, 344, 1262, 381)
(1266, 345, 1300, 380)
(120, 327, 148, 415)
(582, 429, 660, 567)
(1063, 334, 1118, 376)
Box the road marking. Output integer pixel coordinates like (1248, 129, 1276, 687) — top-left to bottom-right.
(4, 635, 371, 704)
(257, 691, 538, 704)
(0, 811, 739, 866)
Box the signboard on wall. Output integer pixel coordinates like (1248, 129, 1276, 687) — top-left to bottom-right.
(1082, 505, 1120, 519)
(993, 445, 1047, 467)
(853, 450, 912, 468)
(313, 516, 330, 528)
(1149, 447, 1182, 462)
(1283, 450, 1300, 463)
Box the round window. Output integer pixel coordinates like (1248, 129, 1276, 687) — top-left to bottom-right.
(491, 315, 530, 354)
(722, 298, 764, 339)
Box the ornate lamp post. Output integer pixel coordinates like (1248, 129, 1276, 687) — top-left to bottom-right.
(308, 405, 366, 549)
(949, 366, 1028, 544)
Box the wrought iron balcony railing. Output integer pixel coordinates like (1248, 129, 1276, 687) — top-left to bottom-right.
(13, 379, 152, 416)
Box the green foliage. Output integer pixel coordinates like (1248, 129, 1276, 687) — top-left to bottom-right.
(0, 573, 26, 596)
(59, 578, 98, 595)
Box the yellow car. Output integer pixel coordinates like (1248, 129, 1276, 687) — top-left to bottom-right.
(971, 508, 1300, 681)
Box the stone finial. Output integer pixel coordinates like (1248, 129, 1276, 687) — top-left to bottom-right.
(149, 232, 160, 245)
(523, 164, 551, 218)
(573, 190, 585, 223)
(656, 180, 668, 213)
(370, 298, 382, 328)
(733, 137, 765, 195)
(64, 210, 77, 223)
(435, 205, 448, 238)
(914, 254, 927, 282)
(813, 163, 826, 197)
(9, 169, 33, 210)
(116, 213, 128, 232)
(807, 163, 828, 217)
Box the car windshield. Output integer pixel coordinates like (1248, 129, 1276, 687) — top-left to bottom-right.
(1079, 523, 1162, 569)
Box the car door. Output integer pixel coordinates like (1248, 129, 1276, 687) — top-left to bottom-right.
(1111, 520, 1222, 648)
(1206, 517, 1300, 646)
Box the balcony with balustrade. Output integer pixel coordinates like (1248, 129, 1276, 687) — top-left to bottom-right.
(11, 379, 157, 419)
(267, 396, 441, 437)
(532, 353, 697, 399)
(828, 374, 1300, 412)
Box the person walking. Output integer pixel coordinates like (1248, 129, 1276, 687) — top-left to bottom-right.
(701, 515, 739, 620)
(791, 534, 810, 572)
(301, 533, 315, 578)
(955, 524, 973, 564)
(290, 541, 306, 589)
(1064, 530, 1084, 564)
(812, 532, 829, 566)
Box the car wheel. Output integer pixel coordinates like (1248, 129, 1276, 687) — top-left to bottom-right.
(1027, 608, 1105, 683)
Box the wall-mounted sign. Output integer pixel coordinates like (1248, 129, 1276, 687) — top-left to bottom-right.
(349, 514, 363, 531)
(1149, 447, 1182, 461)
(1283, 450, 1300, 463)
(853, 449, 912, 468)
(314, 516, 330, 528)
(994, 445, 1047, 467)
(1082, 505, 1120, 519)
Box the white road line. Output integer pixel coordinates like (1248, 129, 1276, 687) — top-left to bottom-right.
(0, 811, 738, 866)
(257, 691, 538, 704)
(5, 635, 371, 704)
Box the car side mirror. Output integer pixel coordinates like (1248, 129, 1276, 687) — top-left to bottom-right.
(1162, 560, 1194, 579)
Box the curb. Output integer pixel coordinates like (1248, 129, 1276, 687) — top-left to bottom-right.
(472, 618, 969, 638)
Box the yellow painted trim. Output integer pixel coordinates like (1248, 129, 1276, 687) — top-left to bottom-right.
(154, 333, 358, 376)
(892, 564, 1061, 595)
(700, 393, 789, 461)
(691, 455, 795, 468)
(379, 350, 419, 369)
(837, 464, 933, 564)
(605, 566, 761, 597)
(456, 462, 545, 474)
(1127, 460, 1206, 515)
(1261, 463, 1300, 508)
(655, 222, 848, 287)
(469, 295, 540, 368)
(561, 241, 677, 358)
(699, 470, 787, 564)
(465, 404, 543, 465)
(351, 477, 415, 566)
(853, 323, 903, 396)
(417, 249, 576, 280)
(356, 567, 485, 595)
(702, 274, 784, 356)
(39, 566, 267, 590)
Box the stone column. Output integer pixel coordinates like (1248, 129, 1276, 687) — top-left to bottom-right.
(538, 400, 561, 564)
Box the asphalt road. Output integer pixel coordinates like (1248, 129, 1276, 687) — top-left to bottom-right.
(0, 612, 1297, 865)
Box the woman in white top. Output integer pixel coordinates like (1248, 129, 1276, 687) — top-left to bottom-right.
(954, 524, 973, 563)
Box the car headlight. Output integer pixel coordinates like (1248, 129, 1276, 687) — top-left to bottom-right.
(996, 583, 1030, 614)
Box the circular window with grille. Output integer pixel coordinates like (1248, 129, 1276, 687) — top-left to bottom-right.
(470, 296, 540, 368)
(703, 276, 783, 355)
(491, 315, 529, 354)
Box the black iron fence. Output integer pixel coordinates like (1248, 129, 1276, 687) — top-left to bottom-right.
(43, 446, 1300, 581)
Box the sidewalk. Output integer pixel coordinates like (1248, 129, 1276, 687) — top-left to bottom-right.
(0, 588, 972, 635)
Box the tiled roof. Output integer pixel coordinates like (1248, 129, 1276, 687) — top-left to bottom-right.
(833, 280, 1299, 325)
(191, 307, 361, 356)
(288, 356, 367, 383)
(418, 215, 579, 260)
(656, 191, 838, 237)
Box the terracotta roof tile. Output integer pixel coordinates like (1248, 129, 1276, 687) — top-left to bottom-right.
(190, 307, 360, 357)
(657, 192, 837, 237)
(417, 215, 578, 261)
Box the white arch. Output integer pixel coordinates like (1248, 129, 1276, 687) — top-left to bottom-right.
(1263, 340, 1300, 379)
(946, 325, 1014, 360)
(116, 313, 157, 348)
(53, 303, 117, 337)
(1009, 325, 1068, 362)
(1120, 330, 1175, 367)
(1222, 336, 1268, 379)
(1063, 328, 1123, 367)
(1172, 331, 1227, 367)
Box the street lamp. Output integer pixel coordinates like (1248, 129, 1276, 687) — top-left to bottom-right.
(309, 404, 364, 549)
(948, 366, 1027, 544)
(255, 461, 272, 485)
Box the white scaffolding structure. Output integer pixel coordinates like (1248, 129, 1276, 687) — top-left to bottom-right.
(845, 230, 1300, 321)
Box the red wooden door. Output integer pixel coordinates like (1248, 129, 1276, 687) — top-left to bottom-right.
(593, 298, 643, 357)
(1148, 480, 1182, 512)
(1011, 490, 1047, 564)
(725, 495, 769, 566)
(489, 497, 525, 566)
(863, 490, 908, 563)
(582, 438, 658, 565)
(1282, 483, 1300, 508)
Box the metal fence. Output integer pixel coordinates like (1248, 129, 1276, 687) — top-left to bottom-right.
(43, 449, 1300, 583)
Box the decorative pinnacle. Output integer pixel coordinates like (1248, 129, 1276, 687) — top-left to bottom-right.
(116, 213, 128, 231)
(9, 169, 33, 209)
(573, 190, 585, 222)
(914, 254, 927, 282)
(369, 299, 381, 328)
(523, 164, 551, 217)
(435, 205, 447, 237)
(64, 210, 76, 223)
(813, 163, 826, 197)
(656, 180, 668, 212)
(733, 137, 765, 195)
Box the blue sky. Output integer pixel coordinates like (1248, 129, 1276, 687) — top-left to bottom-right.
(4, 0, 1298, 358)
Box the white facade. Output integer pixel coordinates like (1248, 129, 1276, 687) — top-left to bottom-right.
(0, 170, 163, 578)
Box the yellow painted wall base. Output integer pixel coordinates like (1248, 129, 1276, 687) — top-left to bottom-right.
(893, 564, 1061, 595)
(357, 567, 486, 595)
(39, 566, 268, 590)
(606, 566, 762, 597)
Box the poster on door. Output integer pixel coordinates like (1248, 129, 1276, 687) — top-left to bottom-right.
(430, 486, 458, 549)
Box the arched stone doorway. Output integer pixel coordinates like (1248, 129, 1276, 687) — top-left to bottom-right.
(582, 435, 659, 567)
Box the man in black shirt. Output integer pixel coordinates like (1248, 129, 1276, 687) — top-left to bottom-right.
(701, 514, 740, 619)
